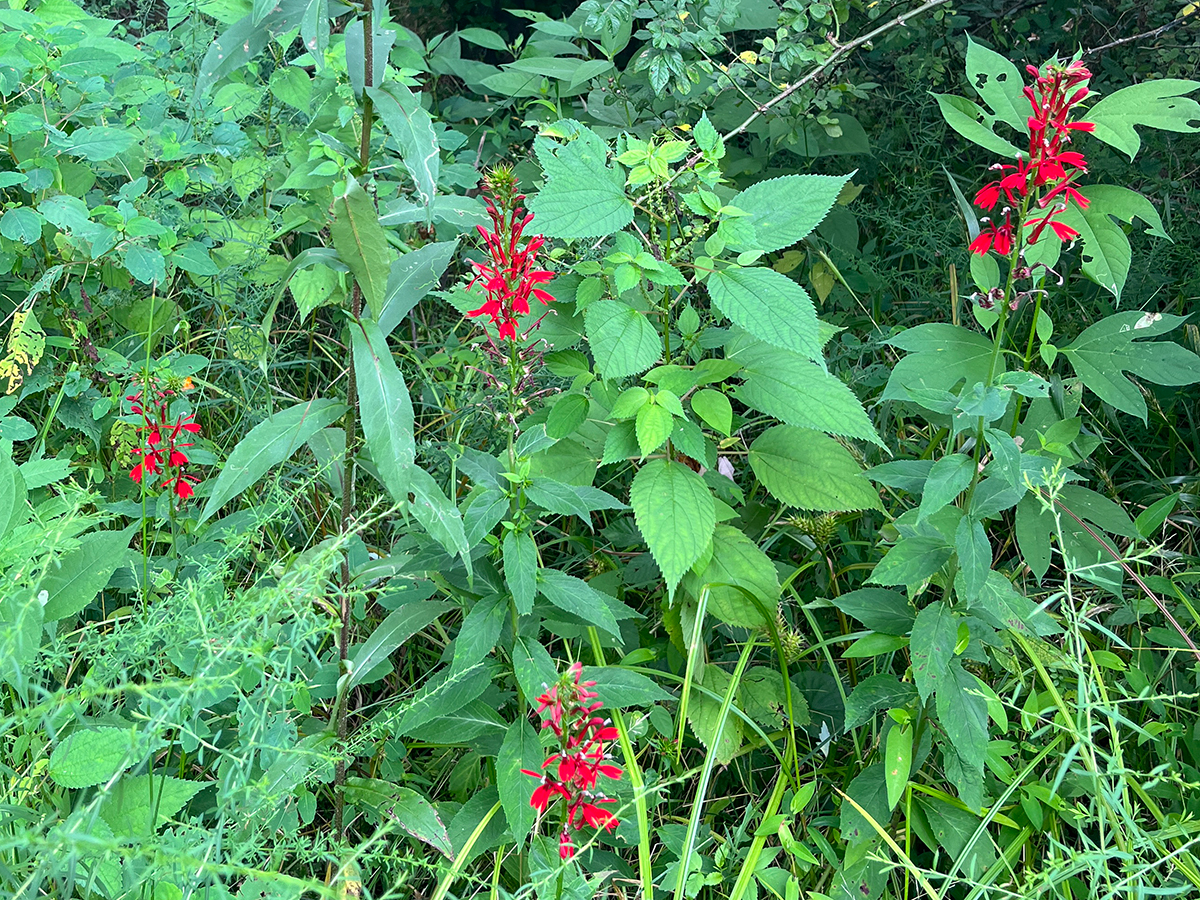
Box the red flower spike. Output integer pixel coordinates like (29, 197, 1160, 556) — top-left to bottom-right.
(525, 662, 624, 856)
(126, 377, 205, 504)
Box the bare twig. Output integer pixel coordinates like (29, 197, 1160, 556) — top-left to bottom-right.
(1084, 16, 1195, 58)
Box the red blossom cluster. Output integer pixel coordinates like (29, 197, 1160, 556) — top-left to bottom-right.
(127, 380, 202, 500)
(522, 662, 622, 860)
(467, 173, 555, 341)
(970, 59, 1095, 257)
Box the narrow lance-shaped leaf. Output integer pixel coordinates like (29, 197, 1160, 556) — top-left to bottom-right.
(351, 318, 416, 505)
(369, 83, 441, 219)
(331, 176, 392, 314)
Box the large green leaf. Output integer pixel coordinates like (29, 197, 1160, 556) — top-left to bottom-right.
(369, 82, 441, 214)
(348, 601, 455, 691)
(196, 0, 307, 97)
(726, 173, 851, 253)
(99, 775, 205, 837)
(352, 319, 416, 505)
(909, 602, 957, 703)
(686, 663, 742, 765)
(869, 536, 953, 590)
(585, 300, 661, 378)
(527, 120, 633, 239)
(376, 241, 457, 337)
(1061, 311, 1200, 422)
(749, 425, 881, 512)
(1086, 79, 1200, 160)
(932, 93, 1023, 158)
(707, 266, 820, 360)
(830, 588, 915, 636)
(407, 467, 471, 569)
(579, 666, 673, 708)
(331, 176, 392, 315)
(630, 459, 715, 599)
(49, 728, 142, 789)
(50, 126, 137, 162)
(954, 516, 991, 604)
(1053, 185, 1170, 302)
(729, 337, 882, 446)
(964, 35, 1029, 132)
(344, 779, 454, 859)
(882, 324, 1001, 402)
(537, 568, 621, 635)
(682, 524, 779, 628)
(199, 399, 347, 524)
(397, 665, 492, 735)
(41, 526, 134, 622)
(935, 661, 989, 787)
(844, 674, 919, 730)
(504, 530, 538, 615)
(496, 718, 541, 846)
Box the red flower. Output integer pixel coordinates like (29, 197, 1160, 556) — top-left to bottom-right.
(969, 212, 1016, 257)
(465, 173, 556, 341)
(525, 662, 623, 857)
(127, 380, 204, 504)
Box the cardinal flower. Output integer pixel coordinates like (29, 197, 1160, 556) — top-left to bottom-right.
(466, 167, 555, 341)
(522, 662, 623, 860)
(127, 379, 204, 502)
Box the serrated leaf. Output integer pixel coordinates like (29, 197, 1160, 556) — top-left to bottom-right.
(585, 300, 661, 378)
(918, 454, 974, 521)
(682, 524, 778, 628)
(869, 536, 953, 589)
(397, 665, 492, 735)
(41, 527, 134, 622)
(331, 177, 391, 314)
(497, 718, 540, 846)
(882, 324, 1001, 402)
(635, 402, 674, 456)
(954, 516, 991, 604)
(528, 120, 633, 239)
(99, 775, 204, 836)
(353, 319, 416, 505)
(452, 594, 507, 671)
(910, 602, 957, 703)
(547, 392, 590, 439)
(504, 530, 538, 615)
(707, 265, 820, 360)
(727, 173, 852, 253)
(728, 338, 882, 446)
(686, 664, 742, 764)
(630, 459, 716, 599)
(1086, 79, 1200, 160)
(49, 728, 141, 788)
(537, 568, 620, 635)
(935, 661, 988, 782)
(844, 674, 918, 730)
(200, 399, 347, 524)
(830, 588, 915, 636)
(749, 425, 881, 512)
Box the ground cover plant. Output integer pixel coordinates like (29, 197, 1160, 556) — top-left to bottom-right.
(1, 0, 1199, 897)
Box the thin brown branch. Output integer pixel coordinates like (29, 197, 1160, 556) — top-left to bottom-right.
(1084, 16, 1194, 58)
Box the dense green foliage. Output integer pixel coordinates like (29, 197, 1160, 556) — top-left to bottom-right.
(1, 0, 1199, 898)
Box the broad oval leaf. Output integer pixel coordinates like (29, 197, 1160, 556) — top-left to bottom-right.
(630, 458, 715, 599)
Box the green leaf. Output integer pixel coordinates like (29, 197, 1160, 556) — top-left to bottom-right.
(452, 594, 507, 672)
(376, 241, 457, 337)
(41, 527, 134, 622)
(910, 602, 957, 703)
(52, 125, 137, 161)
(1086, 79, 1200, 160)
(527, 120, 633, 239)
(349, 601, 454, 691)
(729, 338, 882, 446)
(707, 266, 820, 360)
(844, 674, 918, 730)
(749, 425, 881, 512)
(868, 536, 953, 589)
(504, 530, 538, 615)
(171, 242, 220, 276)
(397, 665, 492, 735)
(964, 36, 1029, 132)
(512, 636, 558, 703)
(352, 319, 416, 505)
(884, 724, 912, 811)
(840, 763, 888, 846)
(683, 524, 779, 628)
(99, 775, 204, 837)
(830, 588, 915, 636)
(931, 93, 1023, 158)
(0, 451, 26, 541)
(407, 467, 471, 569)
(345, 780, 454, 859)
(497, 718, 540, 846)
(883, 324, 1001, 402)
(331, 176, 391, 315)
(1061, 310, 1200, 422)
(727, 173, 852, 253)
(49, 728, 141, 789)
(690, 389, 731, 436)
(0, 208, 44, 244)
(918, 796, 998, 880)
(199, 399, 347, 524)
(579, 666, 672, 708)
(585, 300, 661, 378)
(954, 516, 991, 604)
(524, 478, 626, 523)
(935, 661, 989, 784)
(1052, 186, 1170, 302)
(124, 246, 166, 285)
(686, 663, 742, 765)
(918, 454, 974, 521)
(536, 568, 620, 635)
(547, 392, 590, 439)
(969, 570, 1060, 637)
(369, 82, 441, 213)
(630, 459, 716, 599)
(635, 402, 674, 456)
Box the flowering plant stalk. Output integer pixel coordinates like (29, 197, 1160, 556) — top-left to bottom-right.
(127, 379, 203, 501)
(522, 662, 623, 860)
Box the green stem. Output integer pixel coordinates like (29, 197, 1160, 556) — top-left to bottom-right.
(1009, 290, 1045, 434)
